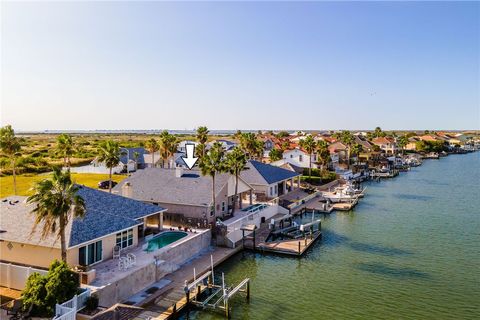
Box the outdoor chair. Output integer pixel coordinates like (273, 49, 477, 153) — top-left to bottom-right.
(113, 245, 121, 259)
(118, 256, 129, 270)
(127, 253, 136, 267)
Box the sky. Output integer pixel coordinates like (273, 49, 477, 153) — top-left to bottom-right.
(1, 1, 479, 131)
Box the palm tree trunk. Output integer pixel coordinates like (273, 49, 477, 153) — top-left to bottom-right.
(211, 174, 216, 218)
(309, 152, 312, 178)
(233, 174, 239, 215)
(109, 167, 113, 193)
(152, 152, 155, 168)
(12, 158, 17, 195)
(59, 215, 67, 262)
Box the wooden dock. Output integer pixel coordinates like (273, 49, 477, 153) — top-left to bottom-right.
(151, 284, 209, 320)
(257, 232, 321, 256)
(331, 200, 358, 211)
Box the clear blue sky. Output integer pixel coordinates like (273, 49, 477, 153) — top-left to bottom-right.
(1, 1, 479, 131)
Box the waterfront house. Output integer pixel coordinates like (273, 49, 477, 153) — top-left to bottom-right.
(240, 160, 301, 200)
(113, 167, 253, 226)
(0, 187, 165, 270)
(328, 141, 348, 161)
(354, 136, 374, 152)
(371, 137, 397, 154)
(279, 147, 319, 170)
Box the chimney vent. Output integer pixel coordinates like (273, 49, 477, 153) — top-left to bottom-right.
(122, 182, 133, 198)
(175, 167, 184, 178)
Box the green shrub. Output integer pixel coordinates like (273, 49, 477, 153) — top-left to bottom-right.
(22, 260, 79, 317)
(84, 294, 99, 311)
(302, 168, 321, 177)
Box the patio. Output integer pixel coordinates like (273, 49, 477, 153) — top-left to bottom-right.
(86, 229, 209, 288)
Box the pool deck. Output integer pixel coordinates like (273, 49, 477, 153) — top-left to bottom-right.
(87, 229, 207, 288)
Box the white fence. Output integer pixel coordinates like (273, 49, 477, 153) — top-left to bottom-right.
(53, 288, 91, 320)
(0, 262, 48, 290)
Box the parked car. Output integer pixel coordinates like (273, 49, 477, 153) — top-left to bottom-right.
(98, 180, 117, 189)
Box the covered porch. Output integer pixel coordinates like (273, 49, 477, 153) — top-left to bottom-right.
(277, 176, 302, 196)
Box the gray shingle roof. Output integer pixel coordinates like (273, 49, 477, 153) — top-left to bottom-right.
(241, 160, 299, 185)
(0, 186, 165, 248)
(69, 186, 164, 247)
(112, 168, 230, 207)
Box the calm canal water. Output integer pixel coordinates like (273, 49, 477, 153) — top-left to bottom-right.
(193, 152, 480, 320)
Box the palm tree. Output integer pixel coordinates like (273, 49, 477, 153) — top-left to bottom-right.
(133, 151, 140, 171)
(269, 148, 283, 162)
(0, 125, 21, 195)
(340, 130, 354, 167)
(196, 126, 209, 158)
(350, 143, 363, 166)
(97, 140, 121, 193)
(159, 131, 179, 168)
(27, 167, 86, 262)
(159, 131, 170, 168)
(56, 134, 75, 170)
(398, 135, 408, 155)
(240, 133, 263, 160)
(199, 142, 226, 218)
(316, 140, 331, 171)
(225, 147, 247, 214)
(145, 138, 159, 167)
(299, 135, 317, 178)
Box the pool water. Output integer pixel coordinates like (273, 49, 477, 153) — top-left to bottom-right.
(145, 231, 188, 252)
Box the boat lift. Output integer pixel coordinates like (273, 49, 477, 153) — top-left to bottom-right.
(184, 255, 250, 319)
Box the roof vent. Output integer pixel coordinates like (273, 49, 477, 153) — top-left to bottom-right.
(175, 167, 184, 178)
(122, 182, 133, 198)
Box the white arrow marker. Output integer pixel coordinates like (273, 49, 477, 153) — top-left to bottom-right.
(182, 143, 199, 170)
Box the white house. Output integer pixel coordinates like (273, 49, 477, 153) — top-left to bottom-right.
(280, 148, 318, 170)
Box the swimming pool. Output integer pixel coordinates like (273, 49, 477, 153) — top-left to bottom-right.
(144, 231, 188, 252)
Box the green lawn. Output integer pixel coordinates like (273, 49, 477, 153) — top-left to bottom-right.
(0, 173, 127, 198)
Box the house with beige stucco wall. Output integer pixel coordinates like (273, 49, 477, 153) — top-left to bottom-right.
(0, 186, 165, 270)
(113, 167, 254, 226)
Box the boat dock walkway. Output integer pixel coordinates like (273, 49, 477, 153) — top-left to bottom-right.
(134, 246, 243, 320)
(257, 232, 321, 256)
(242, 217, 322, 257)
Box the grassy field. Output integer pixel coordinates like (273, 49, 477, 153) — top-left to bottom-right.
(0, 173, 127, 198)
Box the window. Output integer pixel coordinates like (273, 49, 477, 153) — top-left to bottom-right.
(116, 228, 134, 249)
(78, 240, 102, 266)
(270, 186, 273, 195)
(274, 185, 278, 194)
(290, 155, 293, 158)
(299, 155, 303, 162)
(222, 201, 226, 212)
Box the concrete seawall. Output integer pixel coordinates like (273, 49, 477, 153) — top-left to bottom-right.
(94, 230, 212, 306)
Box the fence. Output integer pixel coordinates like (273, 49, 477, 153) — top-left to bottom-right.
(0, 262, 48, 290)
(53, 288, 91, 320)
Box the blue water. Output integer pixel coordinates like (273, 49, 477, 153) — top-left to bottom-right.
(194, 152, 480, 319)
(145, 231, 188, 252)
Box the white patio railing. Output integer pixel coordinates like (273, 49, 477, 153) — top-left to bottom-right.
(223, 198, 283, 246)
(53, 288, 91, 320)
(287, 191, 320, 211)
